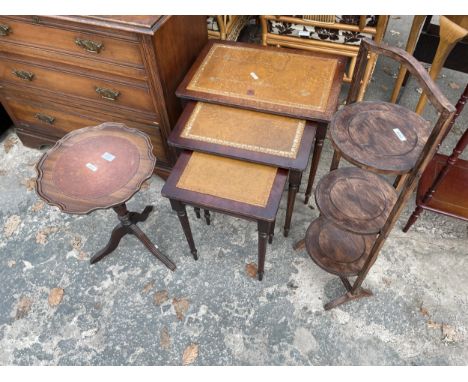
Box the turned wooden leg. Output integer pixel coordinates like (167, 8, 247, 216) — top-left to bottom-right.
(90, 223, 128, 264)
(284, 170, 302, 237)
(305, 123, 327, 204)
(330, 150, 341, 171)
(403, 205, 424, 232)
(415, 16, 468, 115)
(170, 200, 198, 260)
(257, 220, 271, 281)
(293, 238, 305, 251)
(269, 220, 276, 244)
(204, 209, 211, 225)
(128, 224, 176, 271)
(194, 207, 201, 219)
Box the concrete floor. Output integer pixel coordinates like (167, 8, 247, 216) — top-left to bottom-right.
(0, 16, 467, 365)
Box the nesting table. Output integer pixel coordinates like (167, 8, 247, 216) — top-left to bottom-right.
(161, 151, 287, 280)
(35, 122, 176, 270)
(176, 40, 346, 205)
(168, 101, 316, 236)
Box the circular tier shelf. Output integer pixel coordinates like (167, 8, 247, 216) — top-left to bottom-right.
(315, 167, 397, 234)
(330, 101, 430, 174)
(305, 216, 376, 277)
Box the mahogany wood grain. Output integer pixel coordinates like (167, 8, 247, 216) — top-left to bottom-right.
(0, 16, 207, 177)
(404, 84, 468, 230)
(0, 90, 168, 162)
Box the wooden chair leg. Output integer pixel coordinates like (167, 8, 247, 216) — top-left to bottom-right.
(415, 16, 468, 115)
(403, 205, 424, 232)
(305, 123, 327, 204)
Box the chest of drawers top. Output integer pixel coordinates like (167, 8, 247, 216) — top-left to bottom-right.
(0, 15, 170, 80)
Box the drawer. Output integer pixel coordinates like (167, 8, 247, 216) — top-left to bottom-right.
(0, 55, 156, 116)
(0, 17, 146, 80)
(2, 93, 167, 162)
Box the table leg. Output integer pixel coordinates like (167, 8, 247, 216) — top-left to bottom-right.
(204, 209, 211, 225)
(269, 219, 276, 244)
(284, 170, 302, 237)
(90, 203, 176, 271)
(304, 122, 327, 204)
(90, 223, 127, 264)
(194, 207, 201, 219)
(170, 200, 198, 260)
(257, 220, 272, 281)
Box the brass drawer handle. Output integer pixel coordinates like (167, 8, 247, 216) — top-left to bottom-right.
(35, 113, 55, 125)
(12, 69, 35, 81)
(95, 86, 120, 101)
(0, 23, 10, 36)
(75, 38, 103, 53)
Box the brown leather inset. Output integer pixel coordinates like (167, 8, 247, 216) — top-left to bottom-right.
(187, 44, 337, 111)
(181, 103, 306, 158)
(176, 152, 277, 207)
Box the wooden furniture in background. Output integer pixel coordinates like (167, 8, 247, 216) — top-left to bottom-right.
(295, 39, 455, 310)
(176, 39, 346, 206)
(168, 101, 316, 236)
(161, 150, 288, 281)
(260, 15, 389, 100)
(0, 15, 207, 178)
(403, 83, 468, 231)
(35, 122, 176, 269)
(207, 16, 250, 40)
(391, 16, 468, 114)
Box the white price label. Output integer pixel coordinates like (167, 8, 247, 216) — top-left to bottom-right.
(86, 163, 98, 172)
(101, 152, 116, 162)
(250, 72, 259, 80)
(393, 128, 407, 142)
(298, 31, 310, 37)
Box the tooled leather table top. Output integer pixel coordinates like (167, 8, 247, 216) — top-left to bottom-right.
(177, 41, 346, 122)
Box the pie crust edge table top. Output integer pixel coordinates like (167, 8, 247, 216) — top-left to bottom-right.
(176, 40, 346, 122)
(36, 122, 156, 214)
(168, 101, 316, 171)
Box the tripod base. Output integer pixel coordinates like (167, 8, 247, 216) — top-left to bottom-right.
(324, 287, 373, 310)
(90, 204, 176, 271)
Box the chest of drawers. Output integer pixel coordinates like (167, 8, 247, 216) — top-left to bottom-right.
(0, 15, 207, 177)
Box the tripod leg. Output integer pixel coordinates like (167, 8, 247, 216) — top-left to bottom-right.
(128, 224, 176, 271)
(90, 223, 128, 264)
(129, 206, 153, 223)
